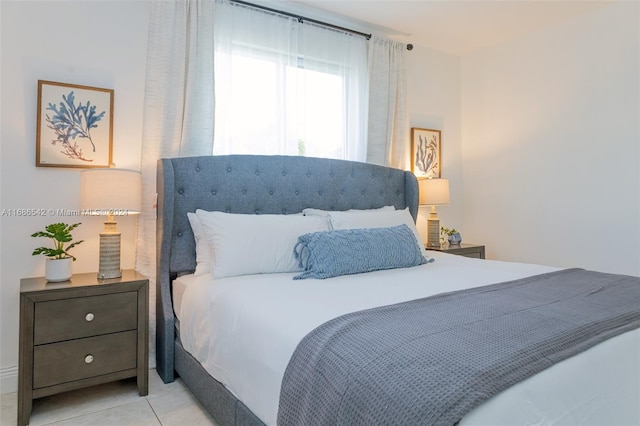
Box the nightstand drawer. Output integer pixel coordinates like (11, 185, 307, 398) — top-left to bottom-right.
(33, 330, 137, 389)
(34, 292, 137, 345)
(460, 252, 482, 259)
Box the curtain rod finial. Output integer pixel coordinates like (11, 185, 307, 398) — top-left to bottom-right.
(406, 44, 413, 51)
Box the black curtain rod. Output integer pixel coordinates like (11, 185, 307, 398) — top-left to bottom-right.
(231, 0, 372, 40)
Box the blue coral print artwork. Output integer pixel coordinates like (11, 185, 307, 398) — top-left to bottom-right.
(37, 81, 113, 168)
(46, 91, 105, 161)
(412, 128, 440, 178)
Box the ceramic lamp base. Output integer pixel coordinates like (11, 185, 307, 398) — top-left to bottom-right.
(427, 218, 441, 248)
(98, 228, 121, 279)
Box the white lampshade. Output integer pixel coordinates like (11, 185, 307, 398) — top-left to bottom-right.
(419, 178, 450, 206)
(80, 169, 142, 215)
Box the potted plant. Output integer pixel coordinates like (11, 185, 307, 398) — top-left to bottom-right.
(31, 223, 83, 282)
(440, 226, 462, 246)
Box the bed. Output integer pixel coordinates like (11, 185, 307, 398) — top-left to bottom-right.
(156, 154, 640, 426)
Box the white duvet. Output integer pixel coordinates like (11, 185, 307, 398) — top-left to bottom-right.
(178, 252, 640, 425)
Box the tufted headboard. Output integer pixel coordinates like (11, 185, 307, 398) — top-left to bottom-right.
(155, 155, 419, 381)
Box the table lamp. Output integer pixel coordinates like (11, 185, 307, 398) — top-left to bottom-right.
(419, 178, 450, 249)
(80, 168, 142, 279)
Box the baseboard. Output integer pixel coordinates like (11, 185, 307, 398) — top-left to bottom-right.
(1, 365, 18, 394)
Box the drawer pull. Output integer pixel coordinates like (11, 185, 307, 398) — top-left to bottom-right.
(84, 354, 94, 364)
(85, 313, 95, 322)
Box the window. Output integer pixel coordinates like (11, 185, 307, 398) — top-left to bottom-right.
(213, 2, 368, 161)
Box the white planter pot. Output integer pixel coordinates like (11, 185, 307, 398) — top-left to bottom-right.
(45, 258, 72, 282)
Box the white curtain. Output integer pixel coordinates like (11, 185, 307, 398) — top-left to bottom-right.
(136, 0, 216, 365)
(366, 36, 409, 169)
(212, 0, 369, 161)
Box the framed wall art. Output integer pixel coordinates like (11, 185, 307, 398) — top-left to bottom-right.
(411, 127, 441, 178)
(36, 80, 114, 168)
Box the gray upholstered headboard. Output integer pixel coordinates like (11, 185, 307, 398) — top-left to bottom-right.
(156, 155, 419, 382)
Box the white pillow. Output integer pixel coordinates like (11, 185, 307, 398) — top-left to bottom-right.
(328, 208, 427, 257)
(187, 212, 211, 276)
(195, 209, 329, 279)
(303, 206, 396, 229)
(303, 205, 395, 217)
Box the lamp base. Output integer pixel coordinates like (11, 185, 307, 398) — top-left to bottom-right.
(98, 229, 121, 279)
(427, 218, 441, 249)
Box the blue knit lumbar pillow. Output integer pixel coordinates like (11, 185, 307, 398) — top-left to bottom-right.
(293, 224, 428, 280)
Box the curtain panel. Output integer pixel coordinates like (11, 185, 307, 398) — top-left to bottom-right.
(136, 0, 216, 365)
(367, 36, 409, 170)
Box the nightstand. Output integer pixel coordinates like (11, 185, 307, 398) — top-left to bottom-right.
(427, 243, 485, 259)
(18, 269, 148, 426)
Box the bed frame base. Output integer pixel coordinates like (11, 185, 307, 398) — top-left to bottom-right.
(175, 340, 265, 426)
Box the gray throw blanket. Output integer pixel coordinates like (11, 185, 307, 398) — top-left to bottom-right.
(278, 268, 640, 426)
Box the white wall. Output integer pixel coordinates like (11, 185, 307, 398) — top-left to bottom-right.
(460, 1, 640, 275)
(0, 1, 150, 392)
(406, 47, 463, 243)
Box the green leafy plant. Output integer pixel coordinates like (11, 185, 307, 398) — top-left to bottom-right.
(31, 223, 84, 261)
(440, 226, 459, 245)
(440, 226, 458, 237)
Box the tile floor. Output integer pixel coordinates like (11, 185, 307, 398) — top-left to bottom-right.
(0, 371, 217, 426)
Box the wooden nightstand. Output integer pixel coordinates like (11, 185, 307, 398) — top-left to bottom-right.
(427, 243, 485, 259)
(18, 269, 148, 426)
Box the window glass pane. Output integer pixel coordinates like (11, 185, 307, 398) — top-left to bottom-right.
(215, 51, 346, 158)
(291, 66, 345, 159)
(221, 55, 284, 155)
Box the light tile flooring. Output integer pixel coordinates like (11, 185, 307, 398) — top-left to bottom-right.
(0, 371, 218, 426)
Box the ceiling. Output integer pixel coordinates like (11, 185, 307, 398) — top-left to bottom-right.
(276, 0, 615, 55)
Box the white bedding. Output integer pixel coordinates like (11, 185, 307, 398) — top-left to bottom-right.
(178, 252, 640, 425)
(173, 273, 198, 321)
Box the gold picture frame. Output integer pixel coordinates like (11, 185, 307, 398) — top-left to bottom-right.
(411, 127, 441, 178)
(36, 80, 114, 168)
